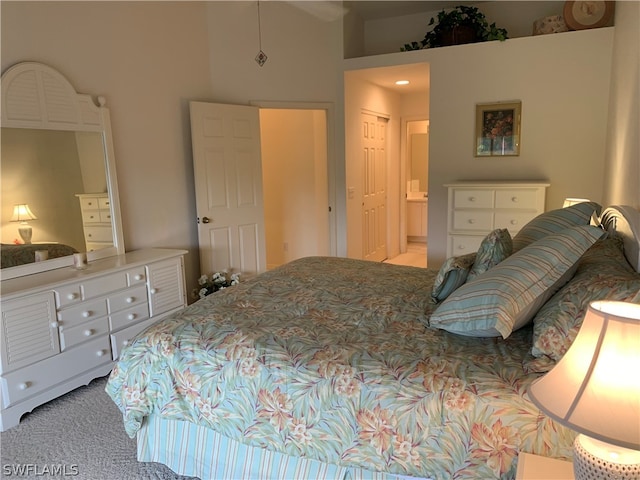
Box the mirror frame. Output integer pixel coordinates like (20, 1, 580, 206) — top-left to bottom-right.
(1, 62, 125, 280)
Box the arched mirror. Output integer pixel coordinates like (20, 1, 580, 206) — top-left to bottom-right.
(1, 62, 124, 280)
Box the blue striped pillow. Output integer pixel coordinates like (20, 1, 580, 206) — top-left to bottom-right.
(512, 202, 602, 252)
(429, 224, 605, 338)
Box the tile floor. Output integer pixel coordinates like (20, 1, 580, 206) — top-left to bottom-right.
(384, 242, 427, 268)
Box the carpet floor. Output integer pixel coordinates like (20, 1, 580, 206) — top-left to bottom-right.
(0, 376, 193, 480)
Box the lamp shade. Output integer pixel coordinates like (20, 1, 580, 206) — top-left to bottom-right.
(529, 300, 640, 451)
(563, 198, 591, 208)
(10, 204, 37, 222)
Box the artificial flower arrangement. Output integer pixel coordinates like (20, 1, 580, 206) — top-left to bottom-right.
(194, 271, 241, 299)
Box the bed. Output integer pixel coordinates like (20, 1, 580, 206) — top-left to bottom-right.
(0, 242, 78, 268)
(106, 204, 640, 480)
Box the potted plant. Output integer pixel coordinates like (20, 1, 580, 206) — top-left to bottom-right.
(402, 5, 508, 51)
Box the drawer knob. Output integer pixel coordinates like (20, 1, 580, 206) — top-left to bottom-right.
(127, 313, 136, 321)
(50, 321, 59, 328)
(84, 329, 93, 337)
(510, 219, 518, 225)
(134, 274, 144, 281)
(18, 382, 29, 390)
(457, 245, 466, 250)
(82, 311, 92, 318)
(122, 340, 130, 346)
(126, 297, 135, 304)
(468, 196, 476, 202)
(468, 219, 476, 224)
(67, 293, 79, 300)
(150, 288, 158, 294)
(511, 196, 519, 202)
(96, 350, 106, 357)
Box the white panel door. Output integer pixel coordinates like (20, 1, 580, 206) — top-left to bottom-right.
(361, 112, 388, 262)
(190, 101, 266, 277)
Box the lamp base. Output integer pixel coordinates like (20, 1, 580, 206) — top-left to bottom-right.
(573, 434, 640, 480)
(18, 225, 32, 244)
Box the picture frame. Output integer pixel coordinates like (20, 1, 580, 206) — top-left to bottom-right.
(475, 101, 521, 157)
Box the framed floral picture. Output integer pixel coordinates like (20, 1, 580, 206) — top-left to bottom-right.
(475, 101, 521, 157)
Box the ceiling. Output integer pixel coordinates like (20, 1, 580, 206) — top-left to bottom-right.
(347, 63, 431, 94)
(346, 1, 481, 20)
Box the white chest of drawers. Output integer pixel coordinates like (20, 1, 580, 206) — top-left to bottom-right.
(0, 248, 187, 431)
(76, 193, 114, 251)
(445, 182, 549, 257)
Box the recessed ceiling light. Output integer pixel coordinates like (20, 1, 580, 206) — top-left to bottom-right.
(395, 80, 410, 85)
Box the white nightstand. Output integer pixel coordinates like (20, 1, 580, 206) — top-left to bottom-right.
(516, 452, 574, 479)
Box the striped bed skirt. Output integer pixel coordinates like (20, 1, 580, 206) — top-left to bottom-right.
(137, 414, 429, 480)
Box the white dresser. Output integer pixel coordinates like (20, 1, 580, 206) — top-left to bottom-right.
(0, 248, 187, 431)
(76, 193, 114, 251)
(445, 182, 549, 257)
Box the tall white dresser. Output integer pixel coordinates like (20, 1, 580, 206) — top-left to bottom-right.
(76, 193, 114, 251)
(0, 248, 187, 431)
(445, 181, 550, 257)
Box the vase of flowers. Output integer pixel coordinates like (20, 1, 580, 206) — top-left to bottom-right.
(193, 271, 240, 299)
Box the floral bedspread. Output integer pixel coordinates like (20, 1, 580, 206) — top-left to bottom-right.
(106, 256, 574, 480)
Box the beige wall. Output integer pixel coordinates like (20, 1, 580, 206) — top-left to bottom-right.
(346, 28, 614, 266)
(603, 1, 640, 209)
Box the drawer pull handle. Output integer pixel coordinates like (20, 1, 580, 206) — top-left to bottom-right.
(84, 329, 93, 337)
(468, 196, 476, 202)
(82, 311, 92, 318)
(50, 322, 59, 328)
(18, 382, 30, 390)
(511, 196, 519, 202)
(127, 313, 136, 321)
(126, 297, 135, 304)
(67, 293, 79, 300)
(134, 274, 144, 281)
(96, 350, 106, 357)
(150, 288, 158, 294)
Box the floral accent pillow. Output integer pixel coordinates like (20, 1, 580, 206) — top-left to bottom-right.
(431, 253, 476, 303)
(467, 228, 512, 281)
(530, 235, 640, 368)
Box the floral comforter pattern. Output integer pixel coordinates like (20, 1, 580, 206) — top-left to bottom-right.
(106, 257, 574, 480)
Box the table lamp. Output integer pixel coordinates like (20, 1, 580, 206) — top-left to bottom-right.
(10, 203, 37, 244)
(529, 300, 640, 479)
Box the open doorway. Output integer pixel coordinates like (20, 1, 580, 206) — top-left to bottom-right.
(259, 108, 331, 270)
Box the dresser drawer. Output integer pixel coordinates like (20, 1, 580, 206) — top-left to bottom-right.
(495, 211, 538, 233)
(81, 210, 102, 223)
(110, 303, 150, 332)
(84, 225, 113, 243)
(108, 285, 147, 313)
(99, 210, 112, 223)
(495, 189, 540, 209)
(110, 317, 157, 360)
(452, 210, 494, 231)
(60, 317, 109, 351)
(98, 197, 111, 210)
(79, 197, 101, 210)
(1, 336, 111, 408)
(54, 284, 83, 307)
(453, 189, 494, 209)
(126, 267, 147, 286)
(58, 298, 107, 327)
(450, 235, 484, 255)
(82, 272, 128, 299)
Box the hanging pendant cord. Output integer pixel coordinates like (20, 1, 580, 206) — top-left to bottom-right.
(257, 1, 263, 51)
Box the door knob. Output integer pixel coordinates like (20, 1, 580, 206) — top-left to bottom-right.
(202, 217, 211, 224)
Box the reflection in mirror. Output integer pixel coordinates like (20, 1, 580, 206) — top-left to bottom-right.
(1, 61, 124, 280)
(1, 128, 111, 268)
(410, 133, 429, 193)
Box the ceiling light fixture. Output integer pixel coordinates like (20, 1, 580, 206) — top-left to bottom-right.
(395, 80, 410, 85)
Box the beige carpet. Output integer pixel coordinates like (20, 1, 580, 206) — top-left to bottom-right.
(0, 376, 192, 480)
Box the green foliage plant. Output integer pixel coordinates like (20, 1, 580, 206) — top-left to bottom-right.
(401, 5, 508, 51)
